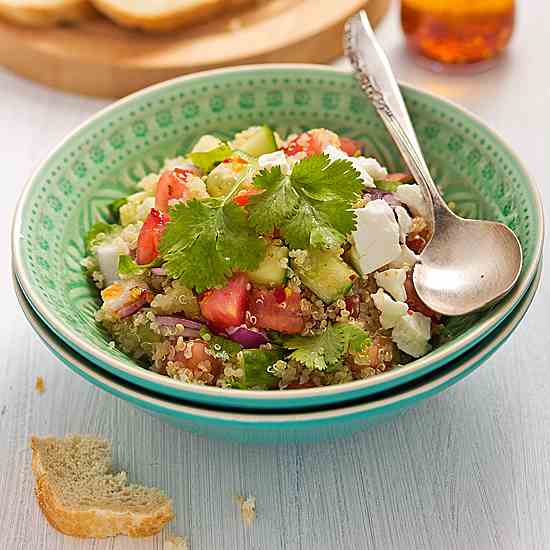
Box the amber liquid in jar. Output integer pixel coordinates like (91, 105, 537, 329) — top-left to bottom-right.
(401, 0, 515, 67)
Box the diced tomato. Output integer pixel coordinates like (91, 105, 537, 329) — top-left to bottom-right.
(173, 340, 222, 380)
(345, 295, 361, 319)
(282, 129, 340, 158)
(404, 270, 441, 321)
(233, 187, 264, 207)
(155, 168, 195, 212)
(406, 216, 431, 254)
(339, 137, 362, 156)
(199, 273, 249, 330)
(283, 132, 317, 158)
(273, 287, 286, 304)
(406, 235, 427, 254)
(117, 288, 154, 319)
(247, 287, 305, 334)
(136, 208, 170, 265)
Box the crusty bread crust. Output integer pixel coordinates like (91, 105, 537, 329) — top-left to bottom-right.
(90, 0, 255, 32)
(0, 0, 96, 27)
(30, 436, 174, 538)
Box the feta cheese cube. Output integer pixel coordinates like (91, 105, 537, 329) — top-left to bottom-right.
(371, 289, 409, 329)
(389, 244, 419, 269)
(394, 205, 413, 243)
(96, 240, 128, 286)
(374, 268, 408, 302)
(395, 184, 429, 219)
(392, 311, 432, 358)
(353, 156, 388, 182)
(323, 145, 387, 188)
(323, 144, 348, 162)
(351, 199, 402, 275)
(258, 151, 292, 175)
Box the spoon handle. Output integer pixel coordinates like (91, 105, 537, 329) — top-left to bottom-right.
(344, 11, 448, 215)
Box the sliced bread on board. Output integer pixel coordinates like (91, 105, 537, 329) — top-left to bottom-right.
(30, 435, 174, 538)
(0, 0, 95, 26)
(90, 0, 257, 31)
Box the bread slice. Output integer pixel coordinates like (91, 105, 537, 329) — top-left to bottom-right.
(0, 0, 95, 27)
(30, 435, 174, 538)
(90, 0, 256, 32)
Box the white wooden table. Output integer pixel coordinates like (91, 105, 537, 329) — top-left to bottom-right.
(2, 3, 549, 549)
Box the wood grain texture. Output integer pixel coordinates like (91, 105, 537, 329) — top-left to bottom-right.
(0, 0, 389, 98)
(2, 3, 550, 548)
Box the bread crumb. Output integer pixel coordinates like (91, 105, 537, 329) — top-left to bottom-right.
(35, 377, 45, 394)
(237, 495, 256, 525)
(165, 535, 189, 550)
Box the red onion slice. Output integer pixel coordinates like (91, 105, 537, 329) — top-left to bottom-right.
(118, 297, 150, 319)
(155, 316, 203, 330)
(150, 267, 167, 276)
(226, 325, 268, 348)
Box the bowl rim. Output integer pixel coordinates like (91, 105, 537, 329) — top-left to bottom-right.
(15, 258, 541, 423)
(12, 63, 545, 403)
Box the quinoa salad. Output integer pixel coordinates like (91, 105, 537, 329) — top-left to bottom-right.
(83, 127, 443, 390)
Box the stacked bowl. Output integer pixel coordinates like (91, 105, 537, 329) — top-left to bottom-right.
(12, 66, 543, 444)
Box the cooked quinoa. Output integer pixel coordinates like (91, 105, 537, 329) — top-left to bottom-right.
(84, 127, 443, 391)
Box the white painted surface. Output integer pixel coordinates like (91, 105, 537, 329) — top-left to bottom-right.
(1, 2, 549, 548)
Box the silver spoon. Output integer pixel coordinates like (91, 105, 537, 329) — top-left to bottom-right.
(345, 11, 522, 316)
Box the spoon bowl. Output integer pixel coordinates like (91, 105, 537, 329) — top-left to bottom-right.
(346, 11, 523, 315)
(414, 215, 522, 316)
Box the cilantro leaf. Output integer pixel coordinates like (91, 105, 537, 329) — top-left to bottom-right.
(285, 326, 343, 371)
(339, 323, 372, 353)
(282, 200, 346, 250)
(159, 198, 266, 292)
(292, 155, 363, 202)
(247, 167, 299, 234)
(315, 200, 356, 237)
(189, 144, 232, 173)
(248, 154, 362, 249)
(283, 322, 371, 371)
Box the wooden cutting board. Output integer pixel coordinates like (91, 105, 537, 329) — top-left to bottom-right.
(0, 0, 389, 98)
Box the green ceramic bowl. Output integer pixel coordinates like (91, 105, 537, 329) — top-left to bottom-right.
(14, 260, 541, 444)
(12, 65, 543, 410)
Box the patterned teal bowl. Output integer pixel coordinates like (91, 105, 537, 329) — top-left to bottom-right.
(12, 65, 543, 411)
(14, 259, 541, 444)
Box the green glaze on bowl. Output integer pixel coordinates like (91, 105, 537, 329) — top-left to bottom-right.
(12, 65, 543, 410)
(14, 260, 541, 445)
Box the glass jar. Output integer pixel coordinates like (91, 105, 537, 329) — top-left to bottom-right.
(401, 0, 515, 69)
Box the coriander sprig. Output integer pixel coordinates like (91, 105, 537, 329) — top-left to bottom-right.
(283, 323, 371, 371)
(159, 166, 265, 292)
(248, 154, 363, 250)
